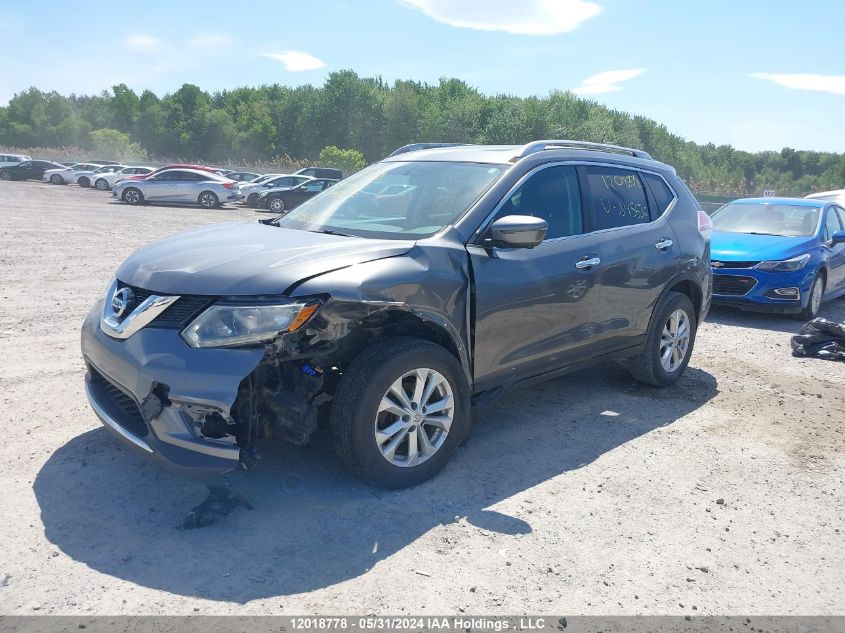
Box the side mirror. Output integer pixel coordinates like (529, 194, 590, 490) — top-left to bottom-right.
(832, 230, 845, 245)
(488, 215, 548, 249)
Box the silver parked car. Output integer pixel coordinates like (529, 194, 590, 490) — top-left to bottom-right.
(111, 168, 241, 208)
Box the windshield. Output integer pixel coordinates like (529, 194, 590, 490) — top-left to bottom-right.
(711, 203, 821, 237)
(274, 161, 506, 239)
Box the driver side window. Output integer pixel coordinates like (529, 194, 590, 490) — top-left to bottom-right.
(824, 208, 843, 241)
(494, 165, 583, 240)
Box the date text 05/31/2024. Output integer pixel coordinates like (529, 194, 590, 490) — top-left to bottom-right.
(291, 617, 548, 631)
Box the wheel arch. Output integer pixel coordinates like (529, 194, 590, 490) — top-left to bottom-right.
(650, 273, 705, 329)
(300, 306, 472, 392)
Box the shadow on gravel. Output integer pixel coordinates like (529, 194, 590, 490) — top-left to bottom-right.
(35, 363, 717, 603)
(705, 301, 845, 334)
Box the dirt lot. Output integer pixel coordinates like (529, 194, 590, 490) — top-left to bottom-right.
(0, 180, 843, 615)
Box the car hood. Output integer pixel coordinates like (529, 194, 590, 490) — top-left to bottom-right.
(710, 231, 816, 261)
(116, 220, 415, 295)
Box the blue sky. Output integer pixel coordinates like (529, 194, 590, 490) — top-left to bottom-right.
(2, 0, 844, 153)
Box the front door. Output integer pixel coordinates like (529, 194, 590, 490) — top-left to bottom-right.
(824, 206, 845, 294)
(468, 164, 606, 391)
(146, 171, 183, 201)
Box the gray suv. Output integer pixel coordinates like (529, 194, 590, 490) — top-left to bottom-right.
(81, 140, 712, 488)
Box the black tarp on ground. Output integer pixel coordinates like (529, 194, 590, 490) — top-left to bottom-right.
(791, 317, 845, 362)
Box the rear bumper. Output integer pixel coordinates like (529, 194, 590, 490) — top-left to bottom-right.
(80, 301, 265, 480)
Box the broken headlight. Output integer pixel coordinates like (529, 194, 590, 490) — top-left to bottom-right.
(181, 301, 319, 348)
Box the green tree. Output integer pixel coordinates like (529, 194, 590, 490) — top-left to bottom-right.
(89, 128, 148, 161)
(318, 146, 365, 173)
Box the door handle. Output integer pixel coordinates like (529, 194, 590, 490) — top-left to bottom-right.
(575, 257, 601, 269)
(655, 238, 674, 250)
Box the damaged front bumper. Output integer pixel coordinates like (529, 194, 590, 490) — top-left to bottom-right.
(80, 301, 265, 480)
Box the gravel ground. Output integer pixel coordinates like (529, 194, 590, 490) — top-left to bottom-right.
(0, 180, 843, 615)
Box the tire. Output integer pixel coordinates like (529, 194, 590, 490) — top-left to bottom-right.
(78, 176, 90, 188)
(331, 337, 470, 489)
(198, 191, 219, 209)
(95, 178, 110, 191)
(122, 187, 144, 205)
(0, 170, 10, 181)
(247, 193, 259, 207)
(799, 273, 825, 321)
(50, 174, 64, 185)
(627, 291, 697, 387)
(268, 197, 285, 213)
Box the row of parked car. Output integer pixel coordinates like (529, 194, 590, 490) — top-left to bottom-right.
(0, 154, 344, 211)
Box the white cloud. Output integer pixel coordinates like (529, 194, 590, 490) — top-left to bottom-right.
(189, 32, 234, 50)
(400, 0, 601, 35)
(262, 51, 325, 72)
(751, 72, 845, 96)
(123, 34, 163, 54)
(572, 68, 646, 95)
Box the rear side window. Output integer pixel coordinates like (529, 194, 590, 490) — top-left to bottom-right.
(581, 165, 651, 231)
(495, 165, 583, 240)
(643, 172, 676, 216)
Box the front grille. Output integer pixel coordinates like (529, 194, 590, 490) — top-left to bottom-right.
(116, 282, 213, 329)
(711, 260, 760, 269)
(713, 274, 757, 296)
(89, 368, 149, 438)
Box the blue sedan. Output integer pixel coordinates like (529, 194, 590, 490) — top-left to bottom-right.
(709, 197, 845, 319)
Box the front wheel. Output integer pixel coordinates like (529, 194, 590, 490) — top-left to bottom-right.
(78, 176, 90, 188)
(198, 191, 219, 209)
(122, 187, 144, 205)
(50, 174, 64, 185)
(0, 170, 10, 181)
(268, 197, 286, 213)
(331, 337, 470, 488)
(627, 291, 697, 387)
(800, 273, 825, 321)
(95, 178, 110, 191)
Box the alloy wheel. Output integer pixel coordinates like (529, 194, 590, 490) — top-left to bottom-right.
(659, 309, 691, 373)
(124, 189, 140, 204)
(95, 179, 109, 191)
(199, 192, 217, 208)
(374, 368, 454, 468)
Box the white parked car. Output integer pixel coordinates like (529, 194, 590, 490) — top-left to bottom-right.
(111, 168, 242, 208)
(71, 164, 127, 188)
(806, 189, 845, 206)
(0, 153, 31, 170)
(42, 162, 109, 185)
(93, 166, 154, 191)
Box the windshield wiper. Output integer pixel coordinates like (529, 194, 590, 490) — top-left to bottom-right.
(316, 229, 355, 237)
(745, 231, 780, 236)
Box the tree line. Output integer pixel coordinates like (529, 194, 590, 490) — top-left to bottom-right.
(1, 70, 842, 195)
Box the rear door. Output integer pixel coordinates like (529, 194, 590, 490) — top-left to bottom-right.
(578, 164, 680, 352)
(175, 171, 209, 201)
(468, 164, 606, 390)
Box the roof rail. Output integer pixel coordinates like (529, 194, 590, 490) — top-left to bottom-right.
(513, 139, 653, 161)
(386, 143, 470, 158)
